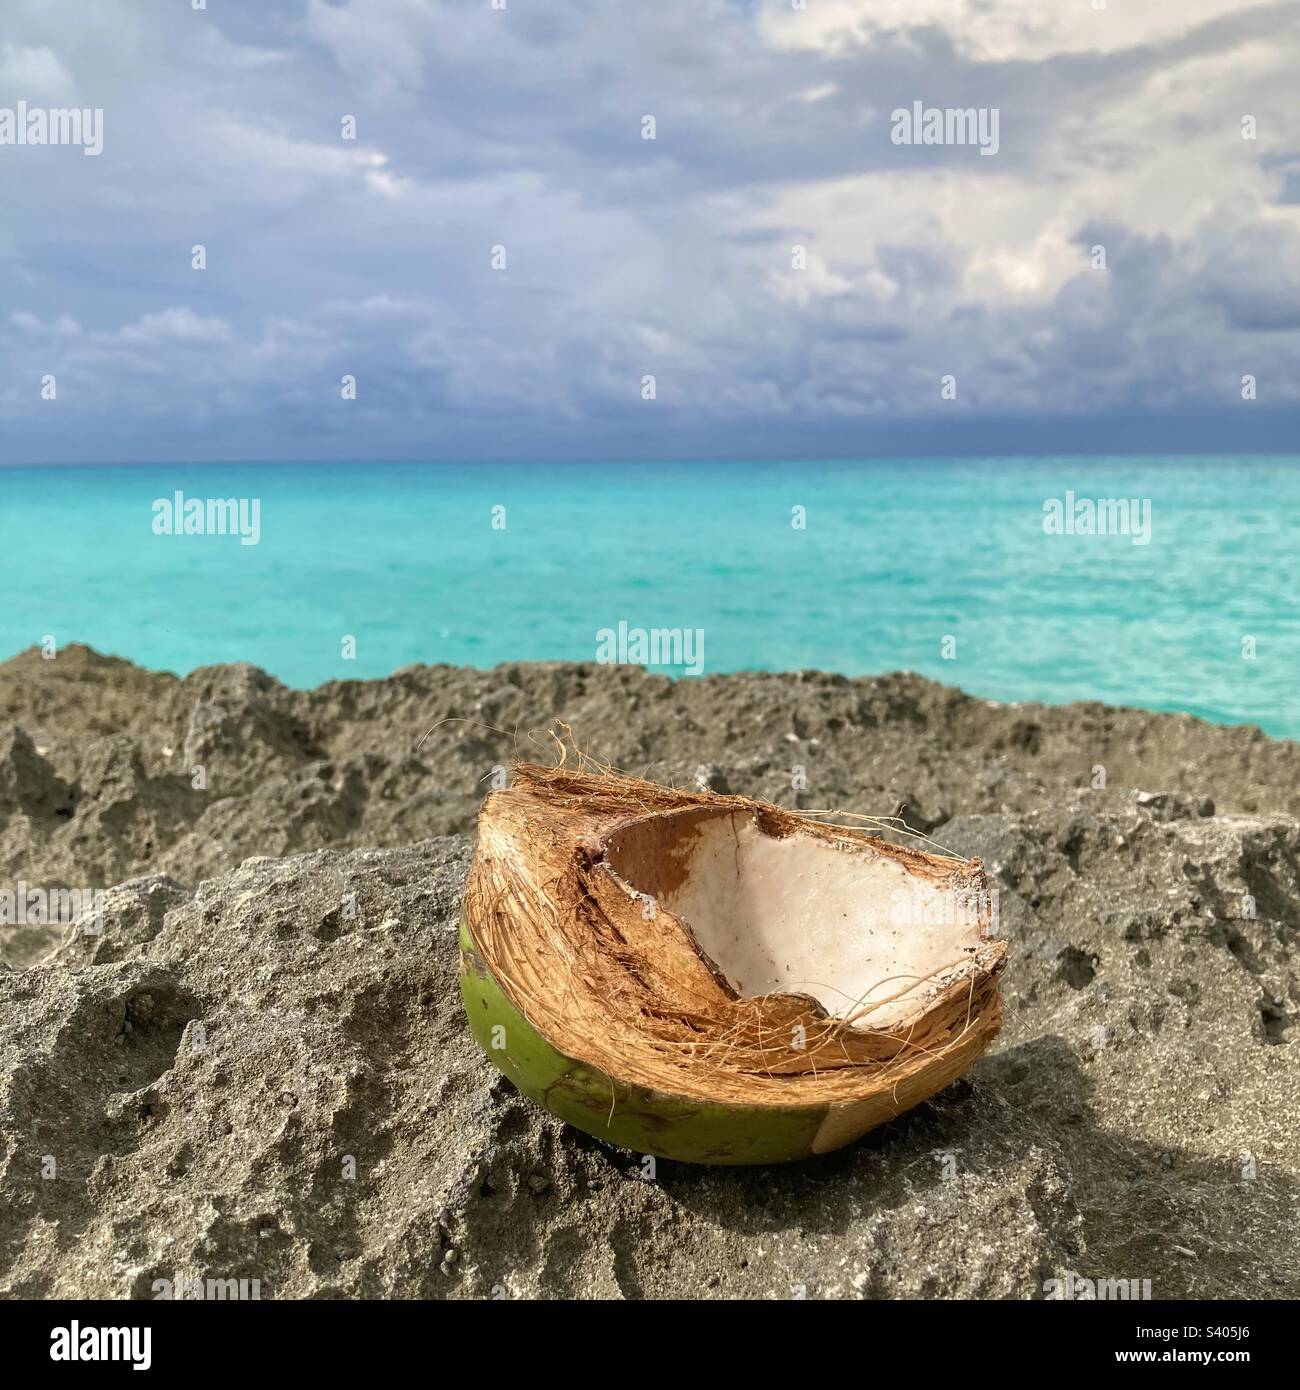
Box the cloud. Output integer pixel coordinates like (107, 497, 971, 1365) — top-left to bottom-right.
(0, 41, 76, 96)
(0, 0, 1297, 462)
(758, 0, 1274, 62)
(112, 308, 234, 346)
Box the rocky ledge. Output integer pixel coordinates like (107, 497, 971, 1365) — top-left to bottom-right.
(0, 648, 1296, 1298)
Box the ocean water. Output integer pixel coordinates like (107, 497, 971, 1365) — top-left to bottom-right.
(2, 457, 1297, 738)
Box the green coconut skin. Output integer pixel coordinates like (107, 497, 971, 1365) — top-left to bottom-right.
(459, 916, 830, 1165)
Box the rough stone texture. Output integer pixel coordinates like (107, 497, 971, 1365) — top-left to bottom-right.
(0, 646, 1296, 1299)
(5, 643, 1300, 929)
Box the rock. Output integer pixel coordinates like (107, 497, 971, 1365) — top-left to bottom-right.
(55, 875, 193, 967)
(0, 649, 1296, 1299)
(0, 725, 75, 824)
(3, 645, 1300, 962)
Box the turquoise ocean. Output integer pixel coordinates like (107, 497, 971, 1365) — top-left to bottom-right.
(2, 457, 1297, 738)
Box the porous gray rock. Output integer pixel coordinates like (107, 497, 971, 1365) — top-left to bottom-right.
(0, 649, 1296, 1299)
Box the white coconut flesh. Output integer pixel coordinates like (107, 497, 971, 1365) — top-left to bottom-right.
(606, 809, 988, 1030)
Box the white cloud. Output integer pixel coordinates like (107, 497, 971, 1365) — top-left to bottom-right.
(759, 0, 1265, 63)
(0, 41, 75, 96)
(112, 308, 233, 347)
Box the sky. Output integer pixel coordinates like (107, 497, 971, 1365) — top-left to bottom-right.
(1, 0, 1298, 463)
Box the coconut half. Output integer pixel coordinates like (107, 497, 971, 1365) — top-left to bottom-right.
(460, 764, 1007, 1165)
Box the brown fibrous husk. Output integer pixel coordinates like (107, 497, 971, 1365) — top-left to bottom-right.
(463, 756, 1008, 1108)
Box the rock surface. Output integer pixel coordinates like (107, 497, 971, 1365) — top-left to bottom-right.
(0, 646, 1296, 1299)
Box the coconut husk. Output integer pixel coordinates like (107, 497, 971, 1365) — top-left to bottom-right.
(462, 758, 1007, 1123)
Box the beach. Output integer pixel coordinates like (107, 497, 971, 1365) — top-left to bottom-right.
(0, 645, 1296, 1298)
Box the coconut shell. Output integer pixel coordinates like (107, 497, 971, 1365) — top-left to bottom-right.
(460, 763, 1007, 1164)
